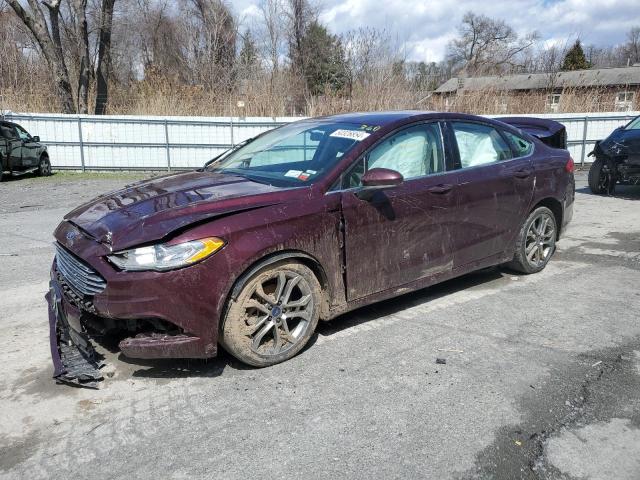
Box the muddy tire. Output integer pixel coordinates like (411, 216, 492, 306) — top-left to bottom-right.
(37, 155, 52, 176)
(505, 206, 557, 274)
(220, 261, 321, 367)
(588, 158, 614, 194)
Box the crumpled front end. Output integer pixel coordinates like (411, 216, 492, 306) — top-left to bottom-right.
(47, 279, 104, 388)
(46, 231, 224, 388)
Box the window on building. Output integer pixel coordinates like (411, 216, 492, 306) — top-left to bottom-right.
(546, 94, 562, 113)
(615, 91, 635, 112)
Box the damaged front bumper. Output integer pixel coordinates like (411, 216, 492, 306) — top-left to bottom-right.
(47, 279, 104, 388)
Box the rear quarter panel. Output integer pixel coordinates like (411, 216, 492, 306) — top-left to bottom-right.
(529, 142, 573, 228)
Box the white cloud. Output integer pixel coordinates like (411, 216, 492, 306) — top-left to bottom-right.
(233, 0, 640, 62)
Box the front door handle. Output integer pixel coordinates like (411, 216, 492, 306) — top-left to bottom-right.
(513, 169, 533, 179)
(427, 184, 453, 194)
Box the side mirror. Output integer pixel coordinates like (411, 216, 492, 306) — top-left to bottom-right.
(356, 168, 403, 200)
(33, 136, 40, 142)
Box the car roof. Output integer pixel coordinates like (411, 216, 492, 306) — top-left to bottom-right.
(316, 110, 437, 126)
(312, 111, 510, 129)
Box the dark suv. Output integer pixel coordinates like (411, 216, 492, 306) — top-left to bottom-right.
(0, 121, 51, 181)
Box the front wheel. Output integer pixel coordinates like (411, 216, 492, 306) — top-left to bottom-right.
(588, 158, 614, 194)
(37, 155, 52, 176)
(506, 207, 557, 274)
(220, 261, 322, 367)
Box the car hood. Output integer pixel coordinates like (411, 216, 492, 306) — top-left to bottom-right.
(598, 126, 638, 151)
(63, 171, 289, 251)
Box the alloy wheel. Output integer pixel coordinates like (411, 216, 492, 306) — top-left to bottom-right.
(597, 168, 612, 193)
(40, 158, 51, 176)
(242, 271, 315, 356)
(525, 213, 556, 268)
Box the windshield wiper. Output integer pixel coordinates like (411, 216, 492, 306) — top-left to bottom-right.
(203, 137, 256, 169)
(222, 170, 273, 186)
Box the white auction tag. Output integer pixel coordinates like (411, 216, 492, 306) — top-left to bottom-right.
(329, 129, 370, 141)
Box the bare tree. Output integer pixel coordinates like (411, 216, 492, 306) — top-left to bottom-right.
(94, 0, 116, 114)
(447, 12, 538, 75)
(186, 0, 237, 88)
(70, 0, 90, 113)
(6, 0, 75, 112)
(259, 0, 283, 74)
(626, 26, 640, 65)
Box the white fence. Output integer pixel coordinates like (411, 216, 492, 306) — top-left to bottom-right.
(2, 111, 638, 171)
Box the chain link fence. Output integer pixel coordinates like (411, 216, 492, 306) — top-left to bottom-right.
(2, 111, 638, 171)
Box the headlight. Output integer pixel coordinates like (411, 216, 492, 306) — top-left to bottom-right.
(107, 237, 225, 272)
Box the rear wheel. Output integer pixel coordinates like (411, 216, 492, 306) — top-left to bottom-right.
(37, 155, 52, 176)
(506, 207, 557, 274)
(588, 158, 614, 194)
(220, 261, 321, 367)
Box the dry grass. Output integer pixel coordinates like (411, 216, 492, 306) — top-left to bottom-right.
(1, 79, 636, 117)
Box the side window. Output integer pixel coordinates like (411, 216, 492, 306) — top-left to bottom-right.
(452, 122, 512, 169)
(504, 131, 533, 157)
(338, 124, 445, 190)
(15, 125, 31, 141)
(367, 123, 444, 179)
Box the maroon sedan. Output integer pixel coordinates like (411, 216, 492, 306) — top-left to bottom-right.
(47, 111, 574, 386)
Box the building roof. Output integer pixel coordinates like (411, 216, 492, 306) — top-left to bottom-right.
(435, 65, 640, 93)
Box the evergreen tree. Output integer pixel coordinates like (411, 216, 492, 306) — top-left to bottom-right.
(300, 21, 346, 95)
(239, 29, 258, 68)
(561, 40, 591, 71)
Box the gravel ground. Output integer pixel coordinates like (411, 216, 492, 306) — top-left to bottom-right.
(0, 170, 639, 480)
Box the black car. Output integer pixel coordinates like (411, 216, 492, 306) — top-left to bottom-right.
(588, 115, 640, 194)
(0, 121, 51, 181)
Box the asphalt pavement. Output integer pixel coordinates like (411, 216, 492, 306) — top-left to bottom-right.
(0, 170, 639, 480)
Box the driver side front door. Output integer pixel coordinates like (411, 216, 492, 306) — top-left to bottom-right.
(15, 125, 39, 168)
(339, 122, 457, 300)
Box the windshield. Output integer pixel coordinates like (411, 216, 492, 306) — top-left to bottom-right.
(625, 116, 640, 130)
(206, 121, 371, 186)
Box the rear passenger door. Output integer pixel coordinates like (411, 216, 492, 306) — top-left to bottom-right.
(446, 121, 534, 269)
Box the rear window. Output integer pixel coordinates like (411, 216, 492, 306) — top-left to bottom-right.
(0, 124, 16, 139)
(504, 131, 534, 157)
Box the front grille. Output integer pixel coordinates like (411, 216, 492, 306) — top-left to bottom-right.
(55, 244, 106, 296)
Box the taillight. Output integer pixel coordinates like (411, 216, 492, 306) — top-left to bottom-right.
(565, 157, 575, 173)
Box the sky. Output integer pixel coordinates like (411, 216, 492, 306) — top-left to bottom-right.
(232, 0, 640, 62)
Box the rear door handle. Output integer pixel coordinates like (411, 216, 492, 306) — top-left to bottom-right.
(513, 169, 533, 179)
(427, 184, 453, 194)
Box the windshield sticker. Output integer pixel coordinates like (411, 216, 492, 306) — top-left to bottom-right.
(284, 170, 303, 178)
(330, 129, 370, 141)
(359, 124, 381, 132)
(305, 169, 317, 174)
(298, 172, 311, 181)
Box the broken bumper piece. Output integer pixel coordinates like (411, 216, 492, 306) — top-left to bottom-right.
(119, 333, 210, 359)
(47, 281, 104, 388)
